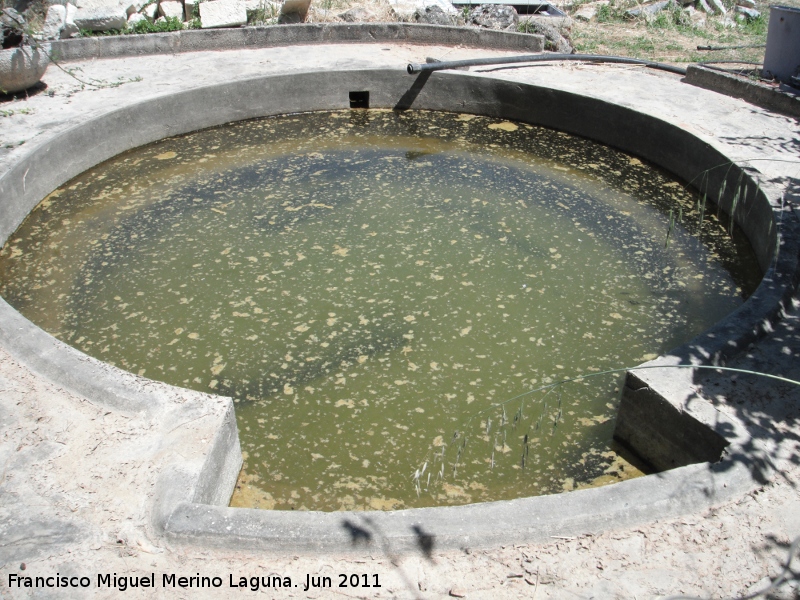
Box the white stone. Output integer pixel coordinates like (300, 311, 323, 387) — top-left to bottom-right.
(158, 0, 183, 19)
(125, 0, 147, 16)
(696, 0, 713, 14)
(41, 4, 66, 39)
(573, 4, 596, 20)
(387, 0, 456, 20)
(75, 0, 140, 18)
(707, 0, 725, 15)
(73, 5, 128, 30)
(141, 2, 158, 19)
(735, 5, 759, 19)
(61, 2, 80, 37)
(127, 10, 146, 23)
(573, 0, 607, 21)
(75, 0, 124, 9)
(199, 0, 246, 27)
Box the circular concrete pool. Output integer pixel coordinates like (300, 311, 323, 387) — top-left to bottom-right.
(0, 107, 762, 510)
(0, 51, 793, 551)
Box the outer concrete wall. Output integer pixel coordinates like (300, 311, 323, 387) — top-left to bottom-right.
(0, 67, 796, 551)
(49, 23, 544, 62)
(686, 64, 800, 121)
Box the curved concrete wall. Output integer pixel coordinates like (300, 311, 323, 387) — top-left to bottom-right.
(1, 67, 797, 551)
(49, 23, 544, 62)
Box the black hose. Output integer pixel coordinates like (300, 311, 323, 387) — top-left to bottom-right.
(699, 60, 763, 66)
(406, 53, 688, 76)
(696, 44, 766, 51)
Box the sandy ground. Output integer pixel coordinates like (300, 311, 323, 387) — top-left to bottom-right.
(1, 42, 799, 599)
(1, 334, 798, 599)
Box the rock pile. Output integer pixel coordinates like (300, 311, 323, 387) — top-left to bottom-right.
(20, 0, 577, 40)
(32, 0, 288, 38)
(468, 3, 519, 29)
(574, 0, 760, 27)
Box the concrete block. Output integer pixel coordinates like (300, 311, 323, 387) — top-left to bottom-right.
(73, 5, 127, 30)
(199, 0, 246, 27)
(75, 0, 125, 8)
(159, 0, 183, 18)
(41, 4, 66, 39)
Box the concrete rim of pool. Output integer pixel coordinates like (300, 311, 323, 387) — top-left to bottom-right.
(0, 27, 797, 553)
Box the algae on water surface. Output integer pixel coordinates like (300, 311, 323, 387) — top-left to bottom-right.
(0, 110, 761, 510)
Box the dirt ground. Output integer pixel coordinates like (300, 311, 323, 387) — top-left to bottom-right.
(1, 336, 798, 599)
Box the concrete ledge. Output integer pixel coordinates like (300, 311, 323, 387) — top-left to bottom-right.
(49, 23, 544, 62)
(685, 64, 800, 121)
(163, 460, 759, 552)
(0, 67, 796, 551)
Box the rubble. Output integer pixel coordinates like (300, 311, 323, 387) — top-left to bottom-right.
(469, 3, 518, 29)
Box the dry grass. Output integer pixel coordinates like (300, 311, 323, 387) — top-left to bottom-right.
(568, 0, 800, 66)
(303, 0, 793, 68)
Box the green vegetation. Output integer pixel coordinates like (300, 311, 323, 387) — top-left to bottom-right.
(0, 107, 33, 117)
(246, 1, 279, 26)
(128, 15, 184, 34)
(77, 15, 185, 37)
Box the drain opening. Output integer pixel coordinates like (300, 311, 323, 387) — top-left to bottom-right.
(349, 91, 370, 109)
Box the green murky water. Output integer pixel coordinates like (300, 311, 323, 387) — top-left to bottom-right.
(0, 110, 761, 511)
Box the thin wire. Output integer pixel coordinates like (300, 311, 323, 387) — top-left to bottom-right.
(472, 364, 800, 421)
